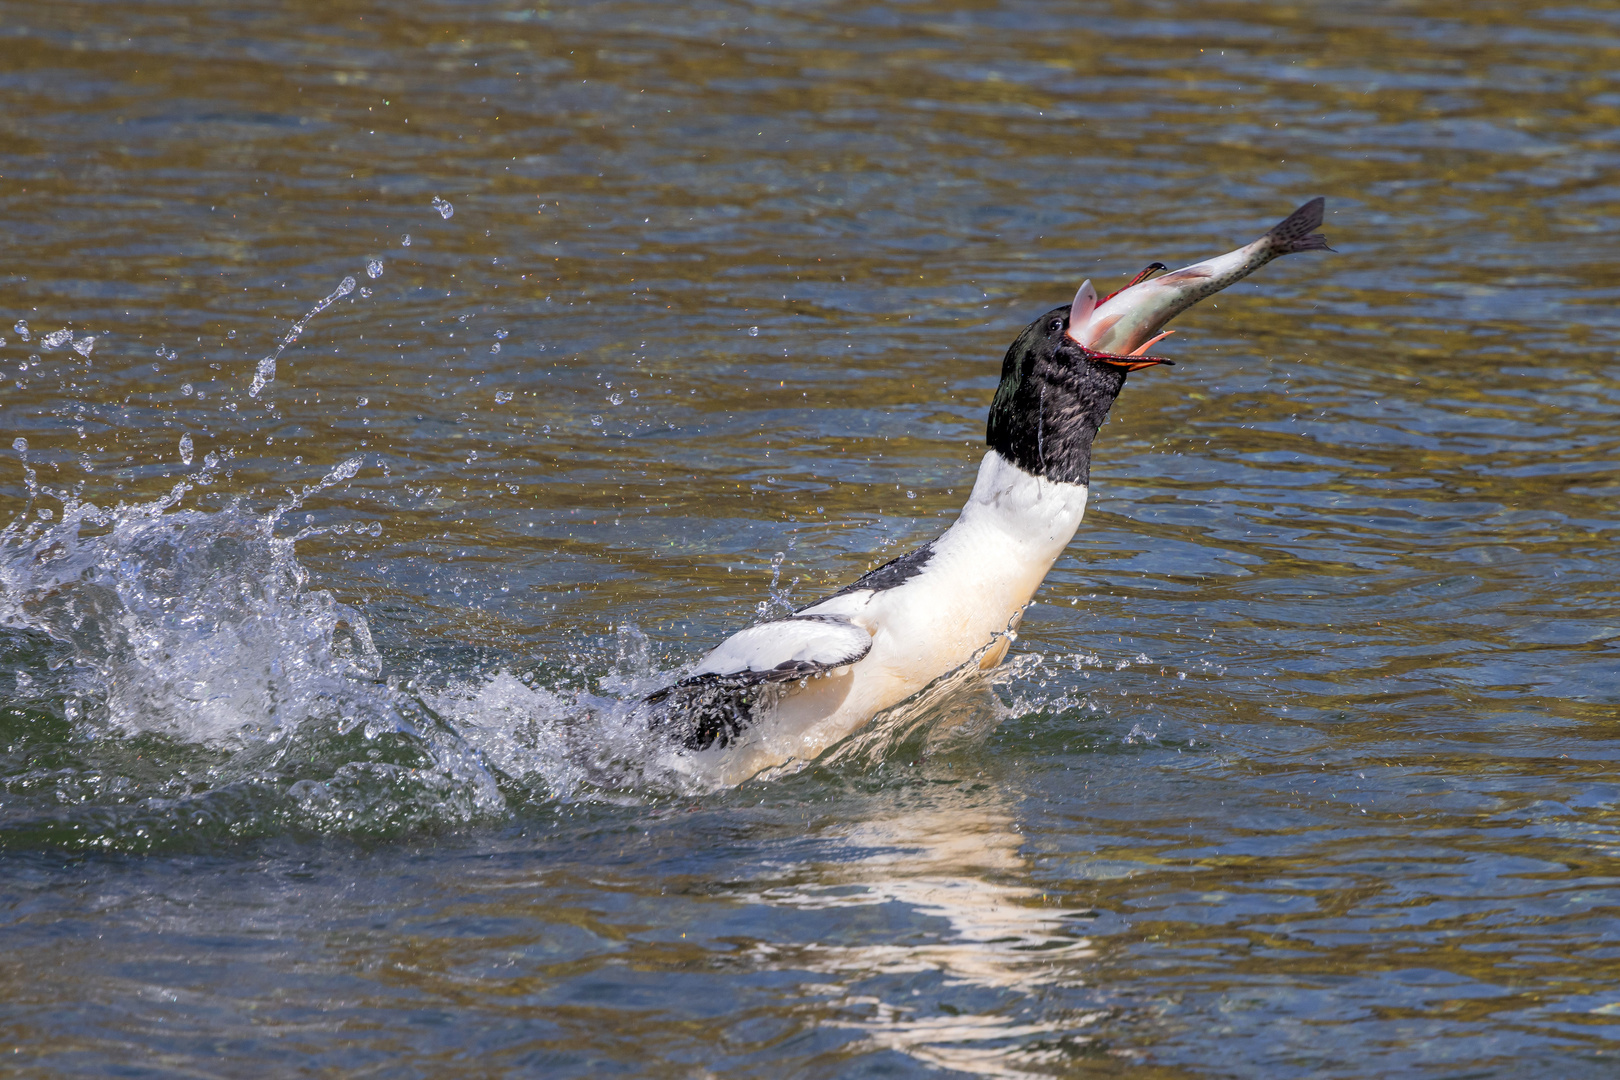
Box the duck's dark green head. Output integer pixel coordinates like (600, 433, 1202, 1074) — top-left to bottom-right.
(986, 300, 1163, 486)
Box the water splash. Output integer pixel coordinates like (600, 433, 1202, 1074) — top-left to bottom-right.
(0, 438, 1123, 851)
(248, 275, 359, 398)
(0, 443, 740, 848)
(365, 260, 383, 279)
(754, 545, 801, 620)
(0, 455, 520, 848)
(431, 196, 454, 219)
(274, 454, 363, 518)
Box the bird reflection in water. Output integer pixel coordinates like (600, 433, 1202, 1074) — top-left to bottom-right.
(733, 661, 1106, 1077)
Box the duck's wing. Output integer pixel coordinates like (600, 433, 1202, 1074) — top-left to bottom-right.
(646, 615, 871, 752)
(692, 613, 872, 681)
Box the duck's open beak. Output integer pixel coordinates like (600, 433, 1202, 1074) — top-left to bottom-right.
(1093, 352, 1174, 372)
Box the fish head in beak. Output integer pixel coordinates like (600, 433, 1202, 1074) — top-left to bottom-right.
(1071, 264, 1189, 358)
(1062, 278, 1176, 372)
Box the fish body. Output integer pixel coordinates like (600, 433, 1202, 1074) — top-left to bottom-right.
(1077, 197, 1330, 356)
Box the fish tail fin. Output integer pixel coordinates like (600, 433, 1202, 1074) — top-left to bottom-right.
(1268, 197, 1333, 254)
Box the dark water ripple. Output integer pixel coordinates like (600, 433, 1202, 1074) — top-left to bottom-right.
(2, 0, 1619, 1075)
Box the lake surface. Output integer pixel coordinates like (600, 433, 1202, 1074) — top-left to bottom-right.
(2, 1, 1618, 1075)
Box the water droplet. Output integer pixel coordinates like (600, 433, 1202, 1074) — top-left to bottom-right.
(368, 521, 382, 537)
(608, 393, 623, 405)
(467, 450, 478, 463)
(494, 329, 509, 340)
(366, 260, 384, 279)
(401, 234, 412, 247)
(182, 383, 194, 396)
(590, 415, 603, 427)
(431, 196, 454, 219)
(248, 355, 276, 398)
(327, 456, 364, 485)
(179, 433, 194, 466)
(203, 451, 219, 469)
(494, 390, 513, 404)
(628, 389, 637, 398)
(359, 287, 372, 299)
(11, 437, 26, 453)
(748, 326, 760, 337)
(490, 342, 501, 354)
(227, 330, 236, 339)
(37, 508, 52, 521)
(72, 336, 96, 358)
(907, 490, 916, 499)
(42, 328, 72, 348)
(13, 321, 29, 341)
(357, 396, 369, 407)
(767, 476, 777, 484)
(335, 276, 357, 297)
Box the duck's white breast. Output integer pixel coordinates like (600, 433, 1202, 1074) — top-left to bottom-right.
(780, 451, 1088, 751)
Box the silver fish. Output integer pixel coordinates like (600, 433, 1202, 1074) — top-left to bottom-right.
(1066, 197, 1331, 361)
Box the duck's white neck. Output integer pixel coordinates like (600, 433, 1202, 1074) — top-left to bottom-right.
(942, 450, 1090, 569)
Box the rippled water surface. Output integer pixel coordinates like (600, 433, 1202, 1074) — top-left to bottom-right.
(2, 1, 1618, 1075)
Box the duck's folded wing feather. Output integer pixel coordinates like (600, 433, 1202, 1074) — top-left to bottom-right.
(644, 615, 871, 753)
(692, 614, 871, 682)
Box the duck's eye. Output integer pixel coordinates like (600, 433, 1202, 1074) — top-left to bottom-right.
(1049, 319, 1064, 333)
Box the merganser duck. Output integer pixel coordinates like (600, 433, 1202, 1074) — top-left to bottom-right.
(648, 198, 1331, 785)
